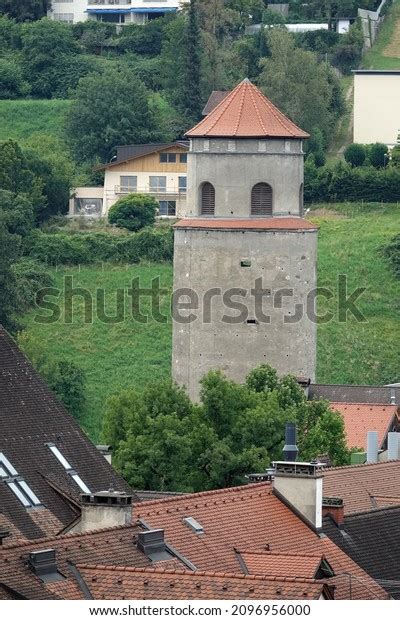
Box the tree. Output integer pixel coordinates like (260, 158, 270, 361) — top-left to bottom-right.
(344, 143, 366, 167)
(104, 364, 350, 492)
(66, 67, 161, 163)
(368, 143, 388, 169)
(0, 190, 34, 236)
(108, 194, 157, 232)
(182, 0, 203, 122)
(0, 58, 30, 98)
(0, 0, 49, 21)
(258, 29, 345, 150)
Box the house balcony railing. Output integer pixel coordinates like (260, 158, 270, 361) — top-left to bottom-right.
(88, 0, 132, 5)
(114, 185, 187, 196)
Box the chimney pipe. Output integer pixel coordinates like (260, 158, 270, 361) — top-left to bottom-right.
(390, 389, 396, 405)
(387, 432, 399, 460)
(283, 423, 298, 462)
(366, 431, 379, 463)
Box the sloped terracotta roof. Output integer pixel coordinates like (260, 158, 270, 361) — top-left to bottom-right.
(0, 524, 183, 600)
(134, 482, 387, 599)
(330, 402, 399, 450)
(323, 460, 400, 514)
(186, 79, 309, 139)
(77, 565, 331, 600)
(238, 550, 324, 579)
(174, 218, 317, 231)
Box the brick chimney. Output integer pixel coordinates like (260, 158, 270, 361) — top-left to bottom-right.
(322, 497, 344, 527)
(78, 490, 132, 533)
(273, 461, 324, 529)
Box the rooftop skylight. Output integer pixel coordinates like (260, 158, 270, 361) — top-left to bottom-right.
(183, 516, 204, 534)
(0, 452, 41, 508)
(46, 444, 91, 494)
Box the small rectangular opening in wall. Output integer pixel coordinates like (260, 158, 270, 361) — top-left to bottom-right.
(246, 318, 258, 325)
(240, 259, 251, 267)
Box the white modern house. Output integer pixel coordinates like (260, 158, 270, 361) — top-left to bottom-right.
(48, 0, 181, 25)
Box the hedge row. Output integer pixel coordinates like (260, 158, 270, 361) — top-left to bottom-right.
(383, 234, 400, 279)
(305, 162, 400, 204)
(23, 227, 174, 265)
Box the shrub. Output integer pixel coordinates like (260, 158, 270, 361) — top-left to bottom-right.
(368, 143, 389, 168)
(11, 257, 54, 311)
(0, 189, 35, 236)
(383, 234, 400, 279)
(23, 227, 174, 265)
(0, 58, 30, 98)
(344, 143, 366, 167)
(108, 194, 157, 232)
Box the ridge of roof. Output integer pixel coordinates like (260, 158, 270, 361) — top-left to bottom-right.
(235, 550, 324, 560)
(331, 402, 398, 408)
(337, 503, 400, 519)
(324, 459, 400, 472)
(135, 481, 270, 509)
(186, 79, 309, 139)
(76, 564, 328, 585)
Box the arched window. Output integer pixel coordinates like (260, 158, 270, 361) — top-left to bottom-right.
(299, 183, 304, 217)
(201, 182, 215, 216)
(251, 183, 272, 216)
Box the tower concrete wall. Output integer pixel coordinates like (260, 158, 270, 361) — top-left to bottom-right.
(172, 227, 317, 400)
(184, 138, 304, 218)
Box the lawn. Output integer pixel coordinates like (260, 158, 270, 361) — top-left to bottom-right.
(362, 0, 400, 70)
(0, 99, 72, 144)
(20, 203, 400, 441)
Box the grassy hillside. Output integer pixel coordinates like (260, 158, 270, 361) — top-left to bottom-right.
(0, 99, 71, 144)
(20, 203, 400, 440)
(362, 0, 400, 69)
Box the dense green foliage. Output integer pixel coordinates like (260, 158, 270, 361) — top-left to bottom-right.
(0, 217, 20, 331)
(108, 194, 157, 232)
(0, 0, 49, 21)
(11, 257, 54, 311)
(104, 366, 349, 492)
(305, 159, 400, 203)
(23, 227, 173, 265)
(66, 68, 161, 163)
(383, 233, 400, 278)
(344, 143, 366, 167)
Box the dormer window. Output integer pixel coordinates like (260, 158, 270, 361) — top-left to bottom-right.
(251, 183, 273, 216)
(0, 452, 41, 508)
(46, 444, 91, 494)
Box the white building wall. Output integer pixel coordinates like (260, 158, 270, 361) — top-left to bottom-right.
(354, 71, 400, 147)
(48, 0, 182, 24)
(49, 0, 88, 23)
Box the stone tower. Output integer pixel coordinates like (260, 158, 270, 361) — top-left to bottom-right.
(172, 79, 318, 400)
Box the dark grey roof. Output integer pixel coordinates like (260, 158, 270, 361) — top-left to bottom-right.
(0, 327, 132, 543)
(309, 384, 400, 405)
(202, 91, 229, 116)
(112, 141, 189, 166)
(323, 505, 400, 598)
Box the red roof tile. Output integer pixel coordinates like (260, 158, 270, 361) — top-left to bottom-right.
(239, 551, 324, 579)
(135, 482, 387, 599)
(187, 79, 309, 139)
(323, 460, 400, 514)
(77, 565, 331, 600)
(330, 403, 399, 450)
(174, 218, 317, 231)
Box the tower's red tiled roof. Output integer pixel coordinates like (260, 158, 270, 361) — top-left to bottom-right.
(330, 402, 399, 450)
(186, 79, 309, 139)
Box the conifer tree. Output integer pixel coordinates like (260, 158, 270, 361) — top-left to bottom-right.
(182, 0, 203, 123)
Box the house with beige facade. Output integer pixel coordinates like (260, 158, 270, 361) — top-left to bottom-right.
(353, 70, 400, 147)
(69, 141, 189, 218)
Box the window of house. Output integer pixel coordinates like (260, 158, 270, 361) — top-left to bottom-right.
(258, 140, 267, 152)
(0, 452, 41, 508)
(251, 183, 273, 216)
(120, 176, 137, 193)
(159, 153, 177, 163)
(149, 176, 166, 193)
(179, 153, 188, 163)
(74, 198, 103, 217)
(203, 139, 210, 152)
(159, 201, 176, 216)
(201, 182, 215, 216)
(46, 444, 91, 494)
(178, 177, 187, 193)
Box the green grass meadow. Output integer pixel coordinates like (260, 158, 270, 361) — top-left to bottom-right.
(362, 0, 400, 70)
(0, 99, 71, 144)
(20, 203, 400, 440)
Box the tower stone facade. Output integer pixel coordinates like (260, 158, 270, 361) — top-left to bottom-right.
(172, 80, 318, 400)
